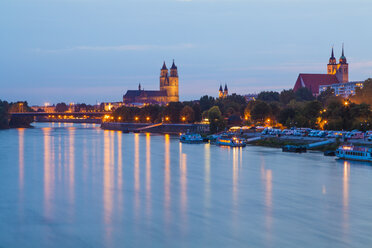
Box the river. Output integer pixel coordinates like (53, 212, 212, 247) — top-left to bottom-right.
(1, 123, 372, 247)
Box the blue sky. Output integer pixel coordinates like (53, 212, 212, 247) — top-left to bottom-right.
(1, 0, 372, 105)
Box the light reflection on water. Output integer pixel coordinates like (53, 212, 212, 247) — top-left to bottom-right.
(1, 123, 372, 247)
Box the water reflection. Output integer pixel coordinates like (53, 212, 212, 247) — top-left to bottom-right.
(146, 133, 152, 217)
(134, 133, 140, 218)
(18, 129, 25, 192)
(164, 134, 171, 223)
(179, 143, 187, 227)
(103, 131, 113, 245)
(43, 128, 53, 218)
(232, 148, 239, 206)
(8, 123, 372, 248)
(261, 160, 273, 245)
(68, 128, 75, 206)
(117, 131, 123, 215)
(343, 161, 350, 238)
(204, 144, 211, 210)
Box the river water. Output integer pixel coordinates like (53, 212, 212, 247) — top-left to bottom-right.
(1, 123, 372, 247)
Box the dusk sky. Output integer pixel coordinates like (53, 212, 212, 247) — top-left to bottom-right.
(1, 0, 372, 105)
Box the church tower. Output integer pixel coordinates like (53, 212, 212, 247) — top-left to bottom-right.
(337, 44, 348, 83)
(223, 84, 228, 98)
(219, 85, 223, 98)
(327, 47, 337, 75)
(160, 60, 179, 102)
(160, 61, 169, 88)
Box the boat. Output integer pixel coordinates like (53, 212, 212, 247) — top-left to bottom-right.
(336, 144, 372, 162)
(179, 133, 204, 144)
(282, 145, 307, 153)
(216, 136, 246, 147)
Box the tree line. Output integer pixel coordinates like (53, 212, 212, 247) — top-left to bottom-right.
(112, 78, 372, 133)
(0, 100, 34, 129)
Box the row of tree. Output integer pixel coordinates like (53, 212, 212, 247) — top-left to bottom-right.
(112, 78, 372, 133)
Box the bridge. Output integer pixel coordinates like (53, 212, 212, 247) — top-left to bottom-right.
(9, 112, 111, 118)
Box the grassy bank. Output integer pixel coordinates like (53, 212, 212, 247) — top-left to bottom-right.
(249, 137, 340, 151)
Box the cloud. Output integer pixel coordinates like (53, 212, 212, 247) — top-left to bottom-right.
(33, 43, 195, 53)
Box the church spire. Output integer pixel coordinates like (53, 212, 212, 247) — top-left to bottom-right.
(171, 59, 177, 69)
(339, 43, 347, 64)
(161, 61, 167, 70)
(329, 46, 336, 65)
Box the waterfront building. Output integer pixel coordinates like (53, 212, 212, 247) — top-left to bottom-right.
(293, 45, 361, 97)
(123, 61, 179, 105)
(319, 81, 364, 98)
(103, 102, 125, 111)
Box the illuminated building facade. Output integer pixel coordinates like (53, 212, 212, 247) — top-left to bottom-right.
(293, 45, 358, 97)
(123, 61, 179, 105)
(319, 81, 364, 98)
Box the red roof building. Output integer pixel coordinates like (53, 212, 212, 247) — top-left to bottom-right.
(293, 73, 340, 96)
(293, 46, 349, 96)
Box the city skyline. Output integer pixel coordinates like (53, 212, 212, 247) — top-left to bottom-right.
(1, 0, 372, 105)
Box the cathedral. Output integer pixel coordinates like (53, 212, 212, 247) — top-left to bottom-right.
(123, 61, 179, 105)
(293, 45, 349, 96)
(218, 84, 228, 98)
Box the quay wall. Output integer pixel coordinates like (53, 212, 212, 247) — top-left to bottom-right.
(35, 118, 102, 124)
(101, 122, 210, 134)
(101, 122, 151, 131)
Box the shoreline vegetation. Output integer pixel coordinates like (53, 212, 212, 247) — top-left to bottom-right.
(109, 78, 372, 133)
(0, 100, 33, 129)
(2, 78, 371, 135)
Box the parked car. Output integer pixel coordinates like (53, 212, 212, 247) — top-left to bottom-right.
(308, 130, 319, 137)
(345, 132, 364, 139)
(317, 131, 327, 138)
(365, 131, 372, 137)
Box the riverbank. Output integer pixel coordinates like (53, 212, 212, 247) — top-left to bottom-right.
(35, 118, 101, 124)
(101, 122, 210, 134)
(248, 136, 341, 151)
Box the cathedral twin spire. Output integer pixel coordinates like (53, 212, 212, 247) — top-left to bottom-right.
(219, 84, 228, 98)
(329, 44, 347, 65)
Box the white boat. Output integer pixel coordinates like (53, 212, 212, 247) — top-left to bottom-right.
(180, 133, 204, 144)
(216, 136, 246, 147)
(336, 144, 372, 162)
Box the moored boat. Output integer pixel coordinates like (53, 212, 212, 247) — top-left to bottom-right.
(216, 136, 246, 147)
(282, 145, 307, 153)
(180, 133, 204, 144)
(336, 144, 372, 162)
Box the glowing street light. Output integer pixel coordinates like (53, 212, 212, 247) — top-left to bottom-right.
(165, 116, 169, 121)
(181, 116, 186, 122)
(146, 117, 150, 121)
(135, 116, 139, 121)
